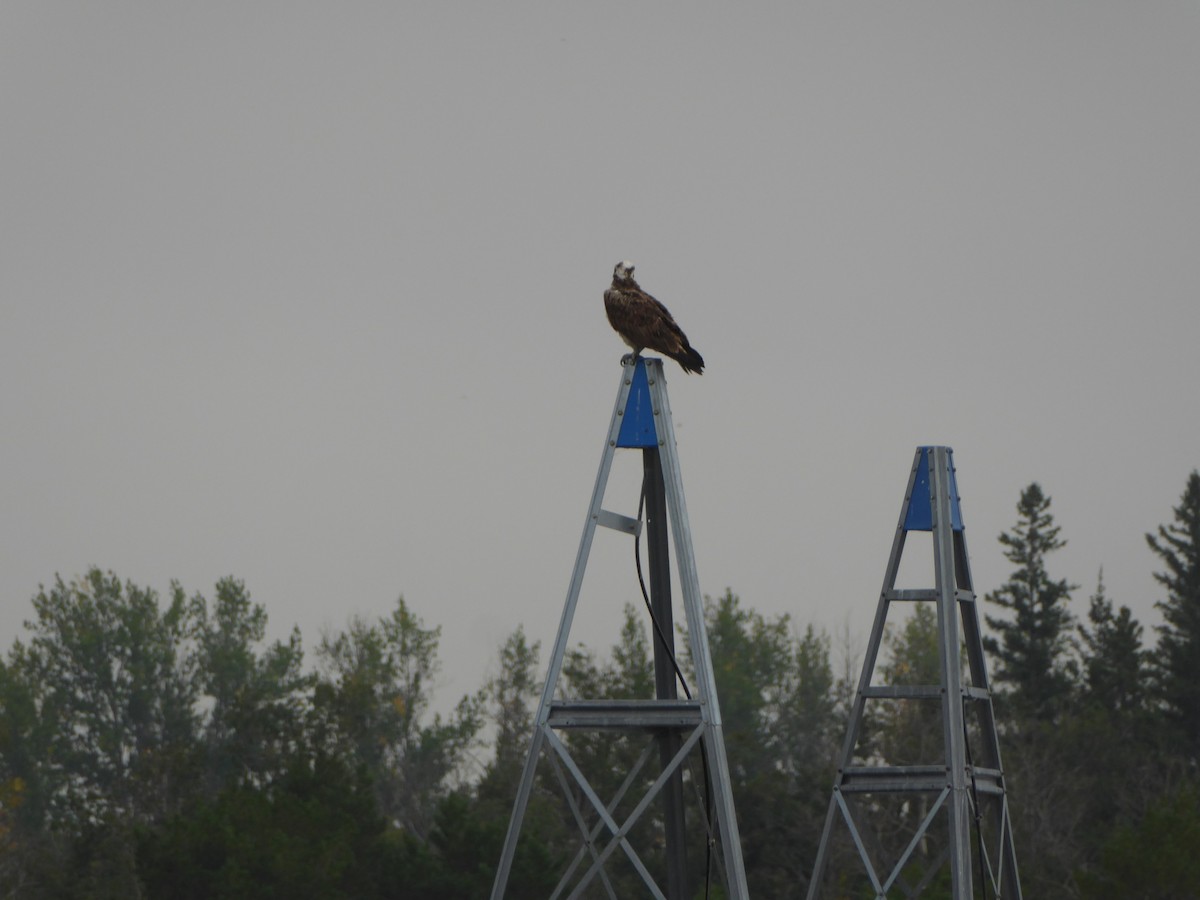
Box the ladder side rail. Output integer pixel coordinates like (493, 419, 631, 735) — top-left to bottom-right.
(538, 370, 635, 719)
(808, 447, 924, 899)
(805, 792, 842, 900)
(490, 369, 634, 900)
(932, 448, 973, 898)
(647, 362, 751, 900)
(959, 595, 1004, 775)
(960, 602, 1024, 900)
(490, 725, 549, 900)
(999, 801, 1023, 900)
(836, 448, 923, 768)
(946, 459, 1024, 899)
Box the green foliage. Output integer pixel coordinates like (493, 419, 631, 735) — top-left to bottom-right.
(189, 577, 309, 791)
(475, 627, 566, 899)
(30, 816, 144, 900)
(312, 597, 484, 840)
(137, 753, 393, 900)
(480, 625, 540, 793)
(705, 589, 793, 755)
(18, 570, 198, 827)
(0, 655, 49, 836)
(703, 590, 842, 898)
(6, 466, 1200, 899)
(878, 603, 945, 767)
(1077, 781, 1200, 900)
(561, 603, 655, 701)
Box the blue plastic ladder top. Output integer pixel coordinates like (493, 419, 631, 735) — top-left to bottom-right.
(616, 358, 659, 448)
(904, 446, 964, 532)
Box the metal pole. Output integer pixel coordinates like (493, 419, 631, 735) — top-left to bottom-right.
(931, 447, 973, 898)
(644, 447, 689, 900)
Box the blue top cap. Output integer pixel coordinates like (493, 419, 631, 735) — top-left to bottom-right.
(903, 446, 964, 532)
(616, 358, 659, 448)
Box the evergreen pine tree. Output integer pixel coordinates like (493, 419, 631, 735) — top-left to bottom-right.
(1078, 569, 1146, 715)
(1146, 470, 1200, 757)
(983, 483, 1077, 721)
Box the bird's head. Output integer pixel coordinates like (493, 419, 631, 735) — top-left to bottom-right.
(613, 261, 636, 284)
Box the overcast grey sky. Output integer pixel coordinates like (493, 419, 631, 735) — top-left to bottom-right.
(3, 3, 1198, 712)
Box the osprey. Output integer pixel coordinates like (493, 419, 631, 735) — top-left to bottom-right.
(604, 261, 705, 374)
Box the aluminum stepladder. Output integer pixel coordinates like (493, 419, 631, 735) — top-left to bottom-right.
(806, 447, 1022, 900)
(490, 357, 749, 900)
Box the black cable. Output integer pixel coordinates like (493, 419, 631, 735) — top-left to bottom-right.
(635, 474, 714, 900)
(634, 483, 692, 700)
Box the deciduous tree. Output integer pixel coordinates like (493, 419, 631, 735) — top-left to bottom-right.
(189, 577, 309, 792)
(19, 570, 198, 827)
(313, 597, 483, 840)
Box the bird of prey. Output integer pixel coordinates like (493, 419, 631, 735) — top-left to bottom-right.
(603, 261, 705, 374)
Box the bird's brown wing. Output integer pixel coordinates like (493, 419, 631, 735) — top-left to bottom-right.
(636, 292, 692, 357)
(605, 284, 704, 373)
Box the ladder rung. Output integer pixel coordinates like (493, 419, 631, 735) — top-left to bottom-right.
(886, 589, 937, 602)
(862, 685, 942, 699)
(595, 508, 641, 536)
(839, 765, 1007, 795)
(547, 699, 702, 730)
(861, 685, 994, 701)
(884, 589, 976, 603)
(840, 765, 948, 793)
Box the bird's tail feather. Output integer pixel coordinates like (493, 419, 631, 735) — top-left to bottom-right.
(673, 346, 705, 375)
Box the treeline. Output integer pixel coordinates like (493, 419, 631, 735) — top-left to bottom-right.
(0, 472, 1198, 898)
